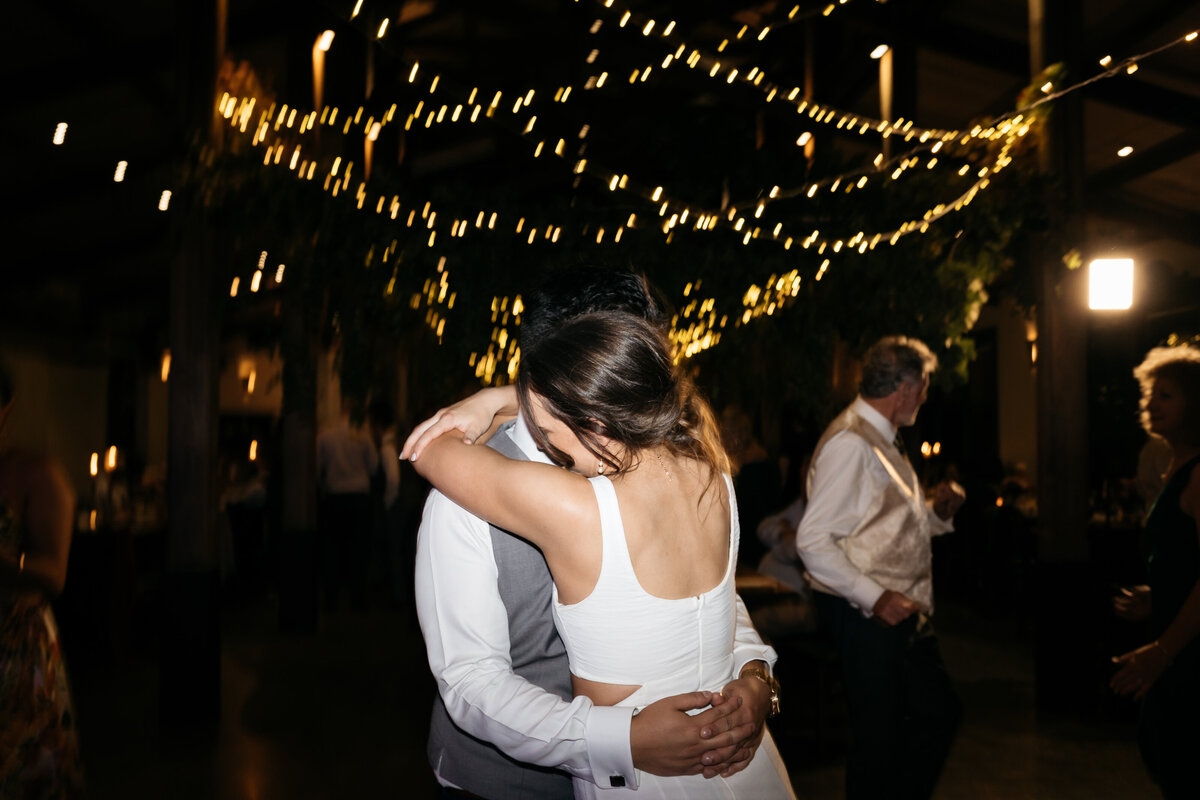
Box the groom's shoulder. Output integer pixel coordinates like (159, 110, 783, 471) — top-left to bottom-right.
(486, 420, 529, 462)
(421, 486, 485, 528)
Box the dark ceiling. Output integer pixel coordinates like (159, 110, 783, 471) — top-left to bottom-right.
(5, 0, 1198, 362)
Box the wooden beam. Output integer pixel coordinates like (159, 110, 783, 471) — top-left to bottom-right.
(844, 1, 1199, 130)
(1088, 194, 1200, 249)
(1086, 130, 1200, 194)
(1086, 0, 1194, 59)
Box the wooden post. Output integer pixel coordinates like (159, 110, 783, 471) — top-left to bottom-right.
(277, 273, 319, 633)
(1029, 0, 1095, 713)
(1032, 0, 1088, 563)
(160, 0, 224, 733)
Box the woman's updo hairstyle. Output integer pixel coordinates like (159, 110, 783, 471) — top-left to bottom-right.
(516, 311, 729, 481)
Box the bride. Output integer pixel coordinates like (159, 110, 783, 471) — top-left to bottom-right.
(403, 311, 795, 799)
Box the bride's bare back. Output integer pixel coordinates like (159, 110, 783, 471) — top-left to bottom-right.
(556, 451, 731, 706)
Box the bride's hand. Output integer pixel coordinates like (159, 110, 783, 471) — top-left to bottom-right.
(401, 386, 518, 461)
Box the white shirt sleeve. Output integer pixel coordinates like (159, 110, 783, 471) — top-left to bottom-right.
(795, 432, 887, 615)
(732, 593, 779, 675)
(414, 489, 637, 787)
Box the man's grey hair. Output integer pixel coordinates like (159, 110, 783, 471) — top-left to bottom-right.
(859, 336, 938, 399)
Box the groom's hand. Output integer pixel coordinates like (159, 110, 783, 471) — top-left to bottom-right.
(629, 691, 755, 777)
(699, 670, 772, 778)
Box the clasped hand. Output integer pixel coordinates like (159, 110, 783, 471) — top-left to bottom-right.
(401, 386, 518, 461)
(632, 675, 770, 779)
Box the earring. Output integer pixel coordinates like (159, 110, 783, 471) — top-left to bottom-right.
(596, 461, 605, 475)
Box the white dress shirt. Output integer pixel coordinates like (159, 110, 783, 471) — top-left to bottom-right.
(755, 496, 808, 596)
(415, 414, 776, 789)
(796, 397, 953, 616)
(316, 418, 378, 494)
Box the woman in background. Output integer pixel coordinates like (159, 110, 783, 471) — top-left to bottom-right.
(1112, 345, 1200, 798)
(0, 361, 86, 798)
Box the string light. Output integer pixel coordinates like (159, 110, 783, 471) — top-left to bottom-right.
(222, 83, 1005, 259)
(205, 16, 1198, 375)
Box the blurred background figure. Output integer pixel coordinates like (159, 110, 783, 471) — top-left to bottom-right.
(750, 451, 818, 641)
(219, 452, 270, 596)
(0, 360, 87, 797)
(316, 405, 378, 614)
(367, 397, 405, 613)
(1111, 345, 1200, 799)
(721, 404, 783, 571)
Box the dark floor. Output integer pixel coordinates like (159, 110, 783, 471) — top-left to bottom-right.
(61, 583, 1159, 800)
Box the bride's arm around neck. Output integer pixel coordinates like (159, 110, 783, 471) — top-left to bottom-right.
(411, 431, 597, 559)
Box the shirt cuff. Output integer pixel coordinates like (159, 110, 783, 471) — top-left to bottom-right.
(734, 647, 779, 678)
(585, 705, 638, 790)
(848, 575, 886, 617)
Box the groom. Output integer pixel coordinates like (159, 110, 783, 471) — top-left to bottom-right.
(414, 267, 779, 799)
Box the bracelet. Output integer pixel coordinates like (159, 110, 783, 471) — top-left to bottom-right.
(740, 665, 781, 718)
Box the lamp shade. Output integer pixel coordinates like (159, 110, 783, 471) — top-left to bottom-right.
(1088, 258, 1134, 310)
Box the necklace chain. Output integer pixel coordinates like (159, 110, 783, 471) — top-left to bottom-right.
(654, 450, 672, 481)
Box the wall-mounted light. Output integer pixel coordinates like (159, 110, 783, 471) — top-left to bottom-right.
(1089, 258, 1134, 310)
(1024, 318, 1037, 366)
(238, 356, 258, 394)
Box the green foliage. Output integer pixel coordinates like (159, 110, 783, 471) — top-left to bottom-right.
(187, 64, 1055, 434)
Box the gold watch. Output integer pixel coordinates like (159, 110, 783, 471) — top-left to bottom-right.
(740, 664, 781, 719)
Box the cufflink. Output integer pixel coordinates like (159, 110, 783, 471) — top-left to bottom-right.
(609, 776, 626, 788)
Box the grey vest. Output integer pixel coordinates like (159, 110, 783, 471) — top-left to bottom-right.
(426, 423, 574, 799)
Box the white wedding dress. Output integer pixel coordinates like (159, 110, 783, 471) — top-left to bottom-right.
(553, 474, 797, 800)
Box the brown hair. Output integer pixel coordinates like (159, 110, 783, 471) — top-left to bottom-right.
(516, 311, 729, 483)
(1133, 345, 1200, 445)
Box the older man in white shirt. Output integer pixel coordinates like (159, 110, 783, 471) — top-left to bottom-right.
(796, 335, 965, 800)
